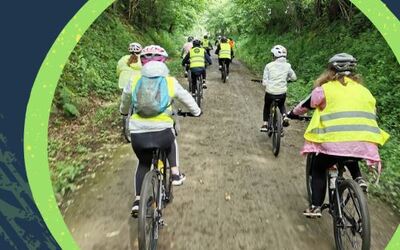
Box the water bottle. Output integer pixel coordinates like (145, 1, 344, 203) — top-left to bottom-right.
(329, 168, 338, 189)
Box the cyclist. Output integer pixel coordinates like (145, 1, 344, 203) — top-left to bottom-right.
(287, 53, 389, 217)
(215, 36, 233, 79)
(181, 36, 194, 77)
(120, 45, 201, 216)
(116, 42, 142, 89)
(260, 45, 296, 134)
(182, 39, 212, 91)
(201, 34, 213, 56)
(215, 35, 221, 46)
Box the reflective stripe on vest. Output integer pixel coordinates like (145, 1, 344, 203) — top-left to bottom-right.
(190, 47, 205, 68)
(219, 43, 231, 59)
(304, 78, 389, 145)
(130, 75, 175, 123)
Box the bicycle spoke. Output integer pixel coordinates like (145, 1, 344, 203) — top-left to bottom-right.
(339, 188, 363, 249)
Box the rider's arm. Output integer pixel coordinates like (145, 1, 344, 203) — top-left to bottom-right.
(182, 53, 190, 66)
(291, 87, 325, 115)
(173, 79, 201, 116)
(119, 83, 132, 115)
(215, 44, 220, 55)
(205, 53, 212, 65)
(287, 65, 297, 81)
(262, 64, 270, 86)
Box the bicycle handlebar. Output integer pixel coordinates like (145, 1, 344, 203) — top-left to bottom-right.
(251, 79, 262, 83)
(175, 109, 198, 117)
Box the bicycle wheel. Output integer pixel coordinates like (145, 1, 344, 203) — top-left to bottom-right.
(195, 76, 202, 108)
(333, 179, 370, 250)
(221, 62, 226, 83)
(305, 153, 314, 205)
(138, 171, 159, 250)
(272, 108, 282, 156)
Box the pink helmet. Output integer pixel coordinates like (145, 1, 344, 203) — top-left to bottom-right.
(140, 45, 169, 65)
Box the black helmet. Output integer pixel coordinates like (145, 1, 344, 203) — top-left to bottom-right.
(192, 39, 201, 47)
(221, 36, 228, 43)
(328, 53, 357, 72)
(187, 36, 194, 42)
(204, 35, 208, 39)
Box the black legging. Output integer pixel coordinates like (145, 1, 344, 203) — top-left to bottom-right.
(263, 93, 286, 122)
(131, 129, 176, 196)
(218, 58, 231, 75)
(311, 153, 362, 206)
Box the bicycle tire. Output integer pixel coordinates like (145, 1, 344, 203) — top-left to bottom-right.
(305, 153, 314, 205)
(272, 108, 282, 156)
(333, 179, 370, 250)
(195, 75, 202, 108)
(138, 171, 159, 250)
(221, 62, 226, 83)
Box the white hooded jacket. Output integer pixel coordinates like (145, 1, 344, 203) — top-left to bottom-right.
(262, 57, 297, 95)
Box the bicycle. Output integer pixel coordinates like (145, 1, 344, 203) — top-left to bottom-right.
(251, 79, 284, 156)
(220, 60, 227, 83)
(137, 110, 196, 250)
(191, 72, 204, 108)
(305, 153, 371, 249)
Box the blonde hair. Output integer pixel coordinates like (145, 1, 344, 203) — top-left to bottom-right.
(127, 53, 138, 66)
(314, 66, 363, 88)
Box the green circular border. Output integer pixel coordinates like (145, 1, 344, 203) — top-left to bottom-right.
(24, 0, 399, 249)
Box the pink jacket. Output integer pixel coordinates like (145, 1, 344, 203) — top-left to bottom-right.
(293, 87, 382, 170)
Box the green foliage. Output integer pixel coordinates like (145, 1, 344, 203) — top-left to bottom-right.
(52, 161, 84, 196)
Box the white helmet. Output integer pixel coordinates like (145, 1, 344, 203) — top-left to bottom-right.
(271, 45, 287, 58)
(128, 42, 142, 53)
(140, 45, 169, 65)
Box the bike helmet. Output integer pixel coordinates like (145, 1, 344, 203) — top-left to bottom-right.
(204, 34, 208, 39)
(192, 39, 201, 47)
(128, 42, 142, 54)
(271, 45, 287, 58)
(187, 36, 194, 42)
(221, 36, 228, 43)
(328, 53, 357, 72)
(140, 45, 169, 65)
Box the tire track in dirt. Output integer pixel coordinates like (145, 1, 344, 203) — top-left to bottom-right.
(62, 56, 399, 250)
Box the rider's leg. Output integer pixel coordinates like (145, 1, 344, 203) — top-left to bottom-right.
(345, 159, 368, 191)
(277, 94, 289, 127)
(261, 93, 272, 131)
(167, 138, 186, 186)
(202, 69, 207, 88)
(218, 58, 222, 69)
(226, 59, 231, 75)
(190, 70, 196, 95)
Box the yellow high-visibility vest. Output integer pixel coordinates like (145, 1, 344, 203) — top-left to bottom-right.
(304, 77, 389, 145)
(189, 47, 206, 68)
(219, 43, 231, 59)
(117, 55, 142, 89)
(202, 39, 209, 48)
(129, 75, 175, 123)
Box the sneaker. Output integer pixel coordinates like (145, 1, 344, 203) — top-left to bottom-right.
(303, 205, 322, 218)
(172, 173, 186, 186)
(131, 199, 140, 218)
(191, 93, 196, 97)
(355, 177, 368, 192)
(280, 130, 284, 137)
(184, 71, 188, 78)
(260, 125, 269, 132)
(282, 115, 290, 127)
(202, 83, 207, 89)
(218, 65, 222, 70)
(226, 76, 229, 80)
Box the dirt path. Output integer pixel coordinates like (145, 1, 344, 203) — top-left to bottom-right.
(63, 57, 399, 250)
